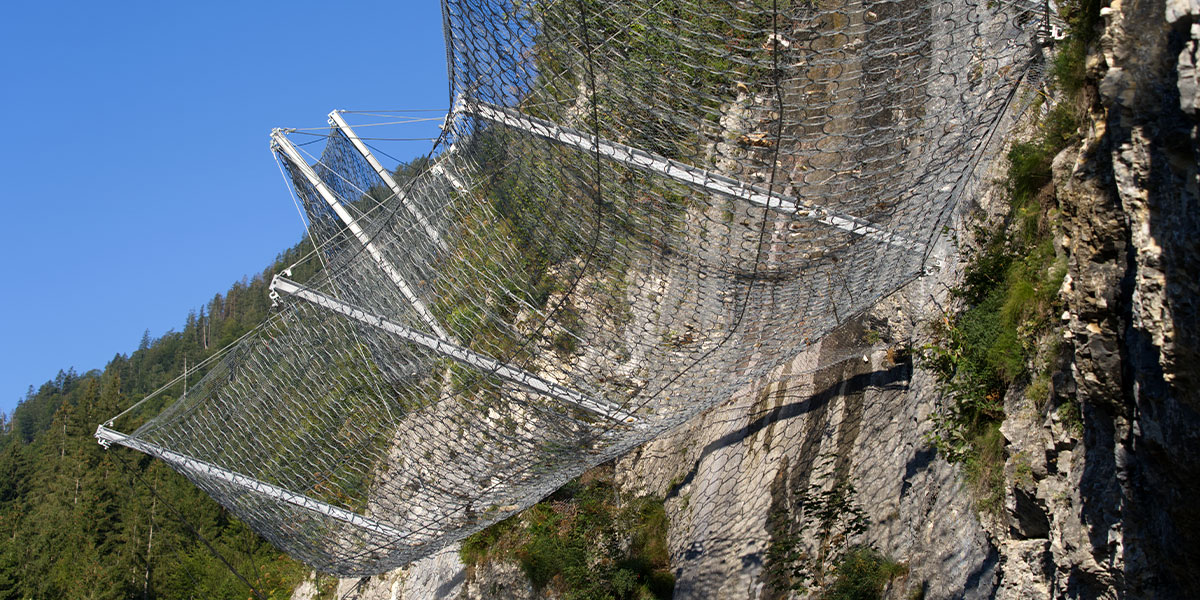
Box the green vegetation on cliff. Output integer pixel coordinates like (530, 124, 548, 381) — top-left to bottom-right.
(460, 469, 674, 600)
(918, 0, 1098, 512)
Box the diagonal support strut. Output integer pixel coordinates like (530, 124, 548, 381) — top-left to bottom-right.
(463, 100, 923, 252)
(271, 130, 450, 340)
(428, 147, 471, 197)
(95, 425, 406, 541)
(270, 276, 636, 424)
(327, 110, 449, 252)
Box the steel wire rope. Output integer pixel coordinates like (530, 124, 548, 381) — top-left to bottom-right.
(108, 139, 351, 432)
(101, 0, 1046, 574)
(318, 0, 792, 567)
(104, 312, 290, 429)
(917, 40, 1037, 270)
(340, 109, 449, 113)
(287, 117, 445, 131)
(299, 0, 667, 568)
(290, 131, 442, 142)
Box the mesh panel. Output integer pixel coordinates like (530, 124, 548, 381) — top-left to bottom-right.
(110, 0, 1041, 576)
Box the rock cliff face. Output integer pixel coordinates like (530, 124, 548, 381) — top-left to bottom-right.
(1051, 0, 1200, 595)
(291, 0, 1199, 597)
(615, 298, 998, 599)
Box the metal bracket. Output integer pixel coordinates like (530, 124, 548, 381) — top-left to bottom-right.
(95, 427, 113, 449)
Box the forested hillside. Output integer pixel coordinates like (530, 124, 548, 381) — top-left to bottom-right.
(0, 240, 321, 599)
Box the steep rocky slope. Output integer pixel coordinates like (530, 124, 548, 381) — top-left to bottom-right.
(292, 0, 1198, 596)
(1048, 0, 1200, 594)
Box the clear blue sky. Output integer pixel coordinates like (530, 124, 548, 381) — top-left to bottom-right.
(0, 1, 450, 414)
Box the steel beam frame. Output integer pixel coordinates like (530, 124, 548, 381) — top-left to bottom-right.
(270, 276, 636, 424)
(271, 130, 450, 340)
(463, 100, 922, 251)
(95, 425, 405, 540)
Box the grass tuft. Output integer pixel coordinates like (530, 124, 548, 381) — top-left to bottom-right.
(918, 3, 1094, 510)
(460, 475, 674, 599)
(823, 546, 908, 600)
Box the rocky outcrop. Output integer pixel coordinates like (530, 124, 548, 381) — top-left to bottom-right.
(617, 303, 1000, 599)
(290, 547, 466, 600)
(956, 0, 1200, 594)
(614, 0, 1200, 588)
(1048, 0, 1200, 595)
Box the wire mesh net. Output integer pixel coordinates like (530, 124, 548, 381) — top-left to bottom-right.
(105, 0, 1044, 576)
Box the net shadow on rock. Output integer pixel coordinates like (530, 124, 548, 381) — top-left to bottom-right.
(622, 317, 914, 597)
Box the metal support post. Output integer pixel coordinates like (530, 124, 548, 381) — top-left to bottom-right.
(271, 130, 450, 340)
(463, 100, 922, 252)
(327, 110, 448, 251)
(270, 276, 636, 424)
(95, 425, 406, 540)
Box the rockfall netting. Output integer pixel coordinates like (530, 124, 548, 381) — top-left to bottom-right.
(102, 0, 1044, 576)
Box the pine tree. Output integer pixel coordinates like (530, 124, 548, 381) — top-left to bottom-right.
(0, 236, 318, 598)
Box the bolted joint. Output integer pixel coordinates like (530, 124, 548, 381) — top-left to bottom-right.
(95, 425, 113, 449)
